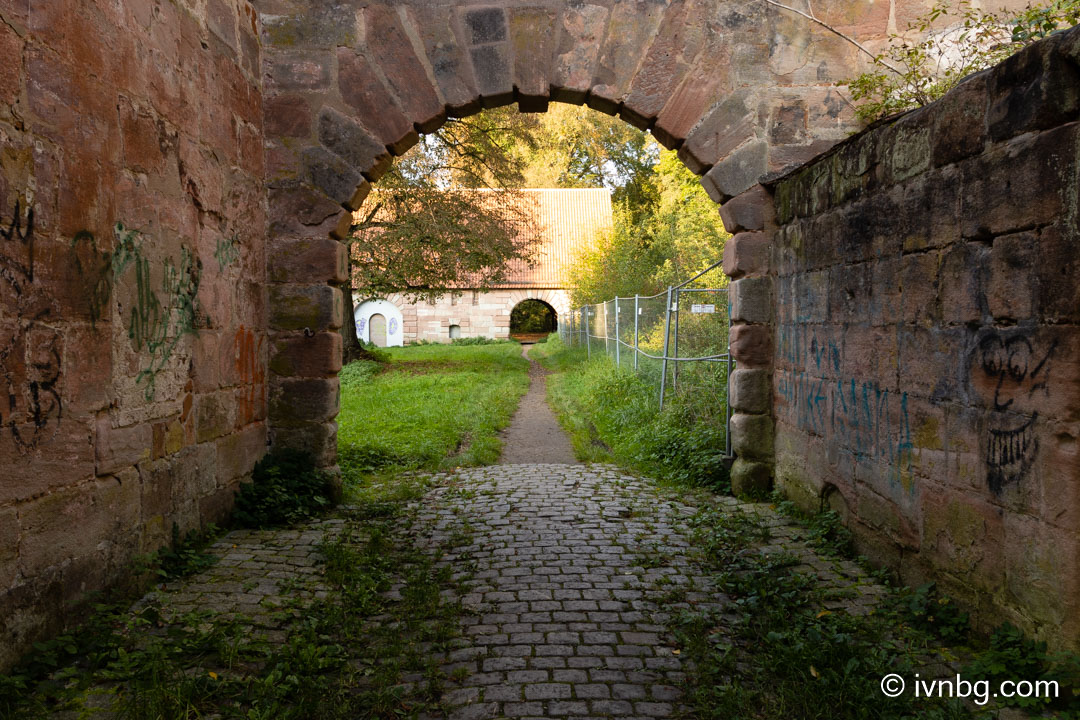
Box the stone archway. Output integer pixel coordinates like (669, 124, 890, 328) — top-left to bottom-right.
(257, 0, 902, 466)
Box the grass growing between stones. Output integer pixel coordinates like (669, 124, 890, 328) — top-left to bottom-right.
(0, 474, 476, 719)
(530, 334, 729, 489)
(338, 342, 530, 480)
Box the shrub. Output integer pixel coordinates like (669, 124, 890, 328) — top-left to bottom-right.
(450, 336, 513, 346)
(339, 359, 382, 389)
(232, 449, 335, 528)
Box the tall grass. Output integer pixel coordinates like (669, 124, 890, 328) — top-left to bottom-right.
(532, 334, 729, 489)
(337, 342, 529, 481)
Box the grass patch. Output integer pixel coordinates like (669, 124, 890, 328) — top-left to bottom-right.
(338, 342, 529, 480)
(531, 334, 729, 489)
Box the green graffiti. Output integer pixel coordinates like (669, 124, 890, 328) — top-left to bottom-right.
(214, 233, 240, 271)
(72, 223, 202, 401)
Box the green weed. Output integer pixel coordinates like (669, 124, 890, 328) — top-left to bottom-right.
(232, 448, 335, 528)
(532, 334, 729, 488)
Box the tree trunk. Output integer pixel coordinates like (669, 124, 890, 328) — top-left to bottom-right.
(340, 244, 381, 365)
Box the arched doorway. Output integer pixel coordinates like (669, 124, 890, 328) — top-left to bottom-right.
(260, 0, 874, 466)
(510, 299, 558, 343)
(369, 313, 387, 347)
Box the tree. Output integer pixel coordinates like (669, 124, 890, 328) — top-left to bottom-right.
(840, 0, 1080, 121)
(567, 149, 730, 306)
(342, 113, 540, 363)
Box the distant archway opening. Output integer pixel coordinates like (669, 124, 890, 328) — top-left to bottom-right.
(510, 299, 558, 343)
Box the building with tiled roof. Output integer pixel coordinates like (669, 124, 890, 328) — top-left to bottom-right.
(353, 188, 613, 346)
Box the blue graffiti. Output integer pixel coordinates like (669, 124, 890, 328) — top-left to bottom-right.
(777, 324, 913, 487)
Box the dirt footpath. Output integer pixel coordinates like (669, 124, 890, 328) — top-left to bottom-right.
(498, 344, 579, 465)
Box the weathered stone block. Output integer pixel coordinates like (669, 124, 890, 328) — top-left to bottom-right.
(959, 123, 1071, 240)
(196, 392, 234, 444)
(1035, 225, 1080, 324)
(95, 416, 153, 476)
(464, 8, 507, 44)
(551, 3, 608, 103)
(403, 4, 479, 113)
(722, 231, 769, 279)
(271, 420, 338, 467)
(270, 331, 343, 377)
(938, 242, 986, 326)
(268, 185, 347, 238)
(931, 71, 989, 167)
(216, 422, 267, 482)
(987, 232, 1036, 322)
(337, 48, 417, 154)
(718, 184, 773, 233)
(269, 284, 344, 332)
(264, 52, 332, 92)
(262, 6, 357, 48)
(470, 44, 513, 105)
(730, 413, 774, 461)
(264, 94, 311, 138)
(729, 324, 772, 367)
(730, 458, 772, 497)
(730, 277, 773, 324)
(303, 146, 363, 207)
(269, 377, 340, 426)
(316, 107, 392, 182)
(987, 31, 1080, 143)
(268, 236, 348, 284)
(680, 92, 756, 176)
(509, 6, 556, 110)
(730, 368, 770, 414)
(364, 6, 446, 132)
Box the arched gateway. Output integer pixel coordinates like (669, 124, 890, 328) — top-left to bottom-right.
(262, 0, 886, 463)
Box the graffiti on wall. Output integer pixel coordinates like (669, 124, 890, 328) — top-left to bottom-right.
(0, 200, 63, 452)
(72, 222, 204, 401)
(214, 234, 240, 271)
(971, 329, 1055, 494)
(777, 323, 913, 485)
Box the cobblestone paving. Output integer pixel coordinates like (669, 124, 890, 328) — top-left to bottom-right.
(138, 462, 896, 718)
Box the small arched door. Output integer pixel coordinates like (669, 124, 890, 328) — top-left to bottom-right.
(369, 313, 387, 347)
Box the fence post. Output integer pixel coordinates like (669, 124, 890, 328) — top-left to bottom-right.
(615, 296, 620, 368)
(659, 286, 673, 411)
(633, 295, 639, 371)
(585, 306, 590, 358)
(673, 288, 680, 392)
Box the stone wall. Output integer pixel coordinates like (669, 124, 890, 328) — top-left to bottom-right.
(381, 289, 571, 343)
(0, 0, 266, 668)
(764, 27, 1080, 647)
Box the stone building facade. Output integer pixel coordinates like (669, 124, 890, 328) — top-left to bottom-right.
(353, 188, 609, 344)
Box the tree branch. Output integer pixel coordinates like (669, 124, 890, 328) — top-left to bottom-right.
(762, 0, 906, 76)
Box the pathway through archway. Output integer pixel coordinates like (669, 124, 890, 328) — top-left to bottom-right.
(498, 344, 577, 465)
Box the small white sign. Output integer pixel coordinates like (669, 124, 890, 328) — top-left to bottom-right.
(690, 304, 716, 314)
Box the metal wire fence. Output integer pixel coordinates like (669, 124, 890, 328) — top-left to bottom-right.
(558, 263, 732, 456)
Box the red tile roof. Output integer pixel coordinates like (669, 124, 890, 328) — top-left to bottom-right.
(495, 188, 613, 288)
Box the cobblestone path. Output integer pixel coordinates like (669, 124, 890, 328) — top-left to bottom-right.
(137, 462, 889, 719)
(417, 464, 720, 719)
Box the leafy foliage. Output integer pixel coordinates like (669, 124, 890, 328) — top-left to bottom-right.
(849, 0, 1080, 122)
(888, 582, 971, 644)
(533, 335, 730, 489)
(965, 623, 1080, 712)
(568, 149, 729, 305)
(232, 449, 335, 528)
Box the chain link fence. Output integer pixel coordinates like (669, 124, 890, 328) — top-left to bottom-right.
(558, 263, 732, 456)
